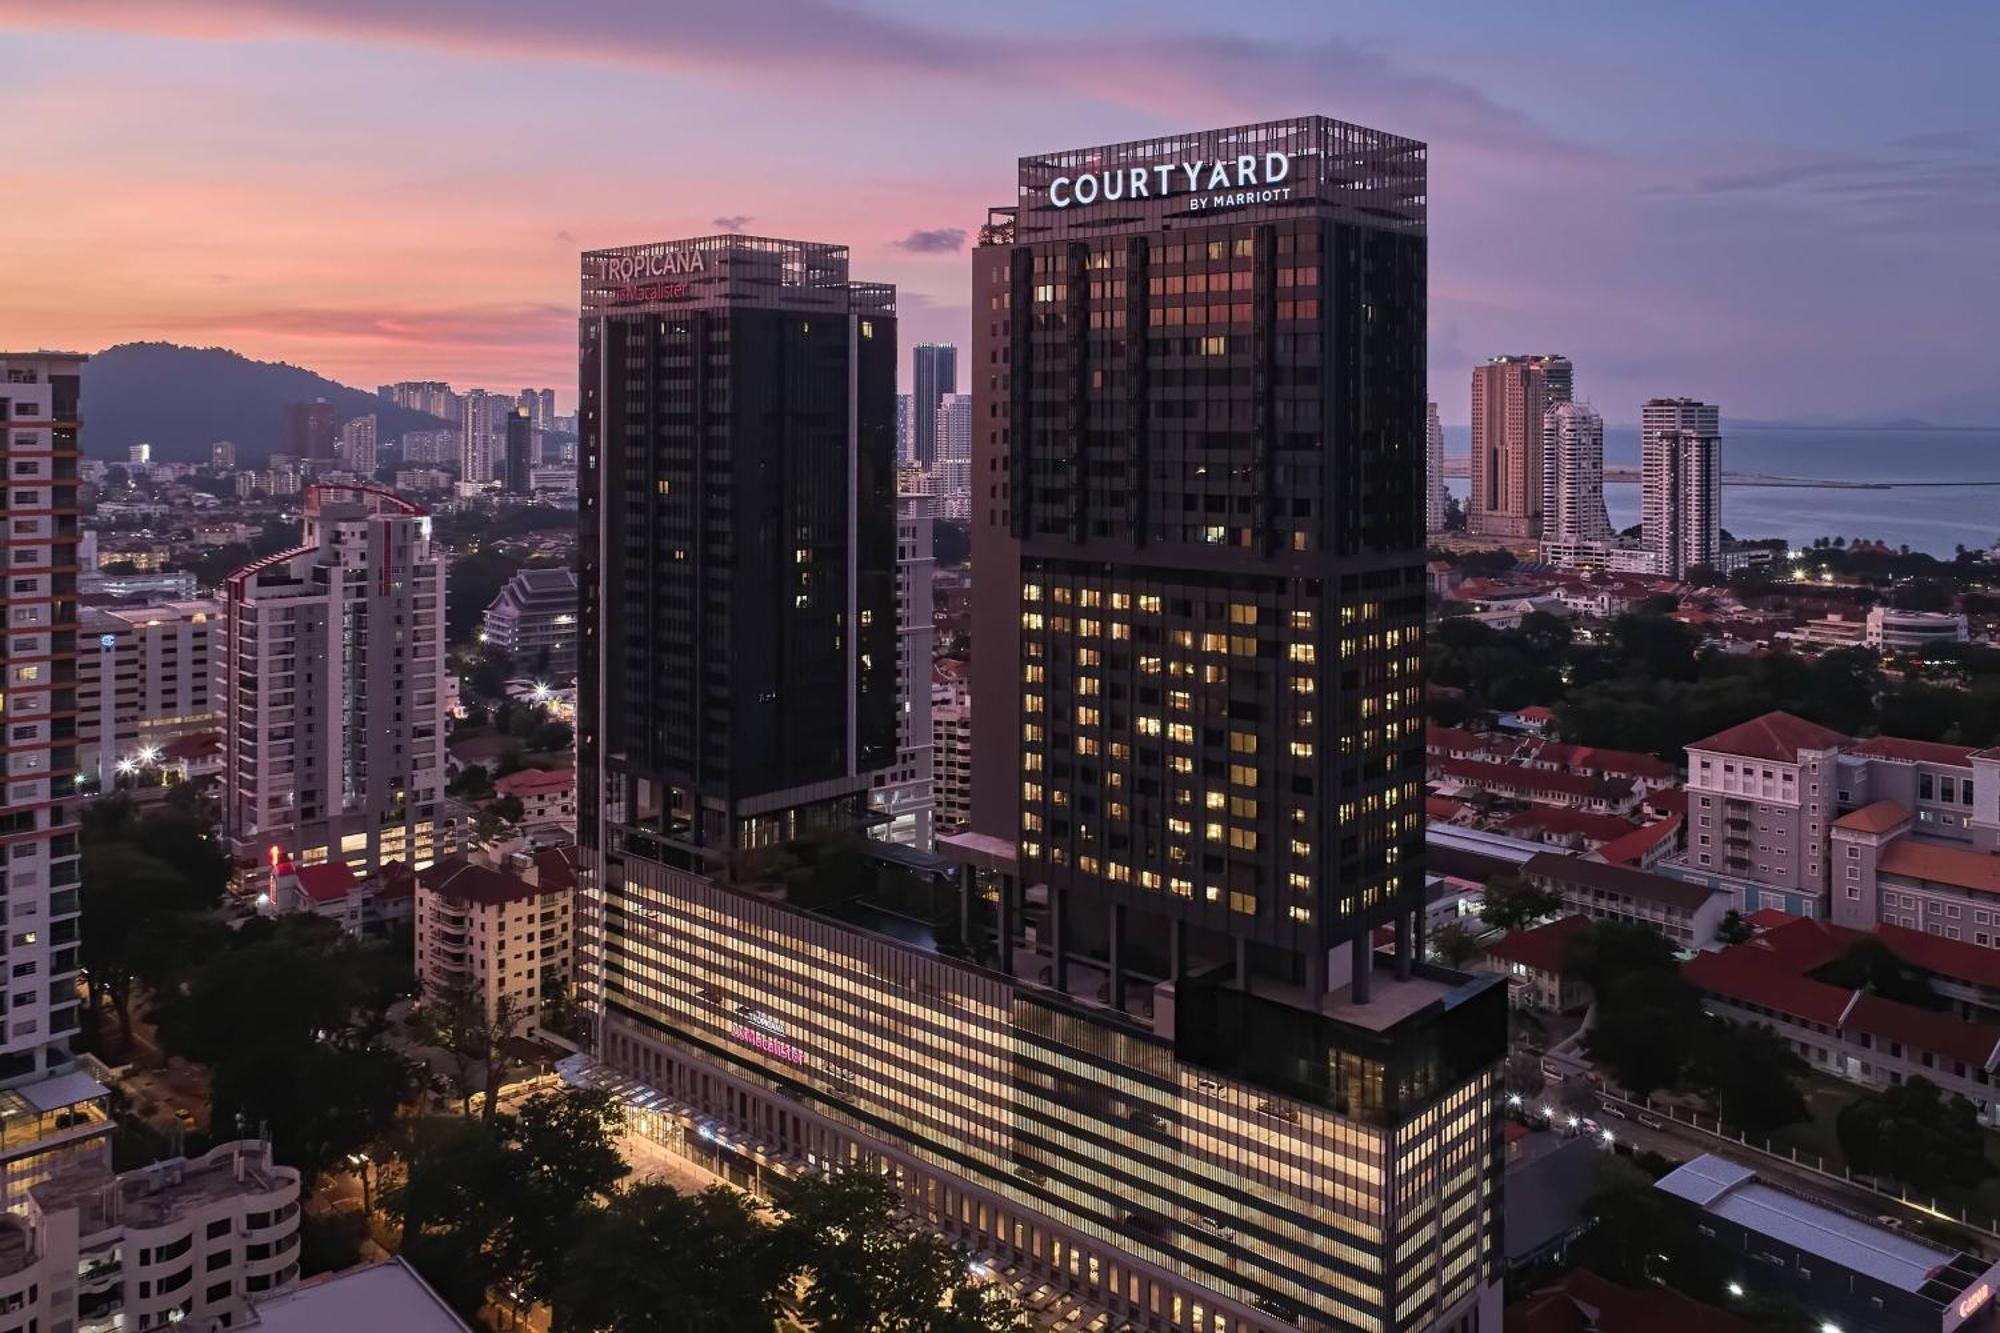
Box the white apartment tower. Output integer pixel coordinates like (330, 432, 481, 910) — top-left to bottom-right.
(869, 485, 937, 849)
(930, 679, 971, 835)
(1642, 397, 1722, 578)
(222, 484, 448, 877)
(459, 390, 498, 484)
(1541, 399, 1613, 546)
(338, 413, 379, 474)
(1425, 400, 1445, 532)
(933, 392, 973, 521)
(0, 352, 117, 1206)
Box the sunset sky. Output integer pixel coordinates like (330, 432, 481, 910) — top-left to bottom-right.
(2, 1, 1994, 422)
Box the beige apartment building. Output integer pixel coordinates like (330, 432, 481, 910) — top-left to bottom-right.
(416, 845, 576, 1034)
(220, 484, 448, 876)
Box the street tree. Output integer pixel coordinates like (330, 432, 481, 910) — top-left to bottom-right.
(1476, 874, 1565, 933)
(1837, 1077, 1995, 1195)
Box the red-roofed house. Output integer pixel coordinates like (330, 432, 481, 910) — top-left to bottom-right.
(494, 766, 577, 828)
(264, 857, 416, 937)
(1482, 916, 1591, 1012)
(1500, 807, 1648, 853)
(1433, 757, 1641, 815)
(416, 843, 577, 1035)
(1588, 815, 1682, 870)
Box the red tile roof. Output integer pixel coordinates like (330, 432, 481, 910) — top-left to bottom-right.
(1437, 757, 1636, 804)
(1751, 915, 1870, 972)
(1483, 915, 1590, 975)
(1425, 796, 1471, 822)
(1645, 787, 1689, 817)
(292, 862, 356, 905)
(1687, 711, 1849, 762)
(1590, 816, 1682, 867)
(1505, 1270, 1759, 1333)
(1852, 735, 1979, 767)
(1501, 808, 1645, 844)
(418, 855, 554, 907)
(1682, 947, 1856, 1027)
(1876, 922, 2000, 992)
(1832, 800, 1910, 836)
(1879, 839, 2000, 896)
(532, 844, 580, 893)
(495, 766, 575, 796)
(1845, 993, 2000, 1069)
(1745, 907, 1798, 929)
(1517, 739, 1677, 781)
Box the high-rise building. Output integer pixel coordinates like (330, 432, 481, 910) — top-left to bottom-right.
(127, 442, 151, 465)
(338, 413, 379, 475)
(931, 679, 971, 835)
(78, 600, 219, 788)
(280, 398, 337, 463)
(1425, 401, 1445, 532)
(910, 342, 957, 465)
(504, 407, 534, 494)
(1540, 398, 1612, 546)
(400, 428, 456, 466)
(933, 391, 973, 521)
(380, 380, 461, 423)
(1467, 354, 1570, 539)
(868, 484, 936, 848)
(518, 388, 557, 430)
(1642, 397, 1722, 578)
(460, 390, 499, 484)
(895, 393, 913, 465)
(956, 118, 1503, 1332)
(209, 439, 237, 471)
(221, 484, 449, 876)
(578, 233, 897, 860)
(0, 352, 116, 1204)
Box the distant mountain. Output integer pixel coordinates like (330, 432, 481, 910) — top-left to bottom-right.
(79, 342, 453, 464)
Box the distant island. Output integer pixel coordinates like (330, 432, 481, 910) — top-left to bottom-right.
(1725, 416, 1999, 432)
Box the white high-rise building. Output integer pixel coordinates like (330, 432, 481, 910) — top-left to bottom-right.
(0, 352, 117, 1205)
(1642, 398, 1722, 578)
(895, 393, 913, 465)
(459, 390, 499, 483)
(221, 484, 450, 877)
(1541, 399, 1613, 545)
(1425, 401, 1445, 532)
(868, 486, 936, 849)
(933, 392, 972, 521)
(338, 413, 379, 475)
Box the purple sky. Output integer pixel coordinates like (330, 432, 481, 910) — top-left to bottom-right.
(0, 0, 1994, 423)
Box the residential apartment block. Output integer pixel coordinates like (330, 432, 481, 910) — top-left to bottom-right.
(416, 845, 576, 1035)
(0, 1139, 301, 1333)
(221, 484, 449, 876)
(76, 600, 218, 789)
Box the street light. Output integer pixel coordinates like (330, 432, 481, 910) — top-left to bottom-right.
(1726, 1282, 1744, 1298)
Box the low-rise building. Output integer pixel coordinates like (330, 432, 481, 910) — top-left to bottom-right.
(416, 846, 576, 1034)
(1481, 915, 1591, 1012)
(1524, 852, 1731, 950)
(1683, 917, 2000, 1123)
(1867, 605, 1969, 652)
(260, 860, 415, 938)
(233, 1257, 472, 1331)
(1656, 1153, 2000, 1333)
(0, 1140, 300, 1333)
(494, 767, 576, 831)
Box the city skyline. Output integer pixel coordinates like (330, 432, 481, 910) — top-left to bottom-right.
(1, 3, 1994, 422)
